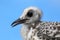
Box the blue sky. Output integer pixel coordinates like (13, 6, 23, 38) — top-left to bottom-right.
(0, 0, 60, 40)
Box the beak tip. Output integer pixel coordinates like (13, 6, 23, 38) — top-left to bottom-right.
(11, 23, 15, 27)
(11, 24, 14, 27)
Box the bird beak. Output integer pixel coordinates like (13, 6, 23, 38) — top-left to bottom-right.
(11, 18, 28, 27)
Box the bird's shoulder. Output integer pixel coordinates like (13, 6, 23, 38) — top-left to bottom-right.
(36, 21, 60, 31)
(39, 21, 60, 27)
(40, 21, 60, 25)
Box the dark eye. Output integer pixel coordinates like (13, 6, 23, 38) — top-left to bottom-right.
(27, 10, 33, 17)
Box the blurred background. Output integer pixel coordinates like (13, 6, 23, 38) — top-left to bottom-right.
(0, 0, 60, 40)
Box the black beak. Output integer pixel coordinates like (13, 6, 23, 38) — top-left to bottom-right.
(11, 18, 28, 27)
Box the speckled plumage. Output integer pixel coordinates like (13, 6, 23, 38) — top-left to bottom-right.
(21, 21, 60, 40)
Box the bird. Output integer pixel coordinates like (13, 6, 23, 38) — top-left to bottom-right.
(11, 6, 60, 40)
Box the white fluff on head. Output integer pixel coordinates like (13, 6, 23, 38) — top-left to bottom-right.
(20, 6, 43, 24)
(20, 6, 42, 19)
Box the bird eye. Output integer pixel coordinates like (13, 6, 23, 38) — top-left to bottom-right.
(27, 10, 33, 17)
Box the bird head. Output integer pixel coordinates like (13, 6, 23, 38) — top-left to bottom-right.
(11, 6, 42, 27)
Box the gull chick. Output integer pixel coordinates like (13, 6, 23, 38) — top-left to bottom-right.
(11, 6, 60, 40)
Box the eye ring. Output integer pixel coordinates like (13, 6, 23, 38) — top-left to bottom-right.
(27, 10, 33, 17)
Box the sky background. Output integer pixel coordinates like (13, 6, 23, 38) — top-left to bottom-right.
(0, 0, 60, 40)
